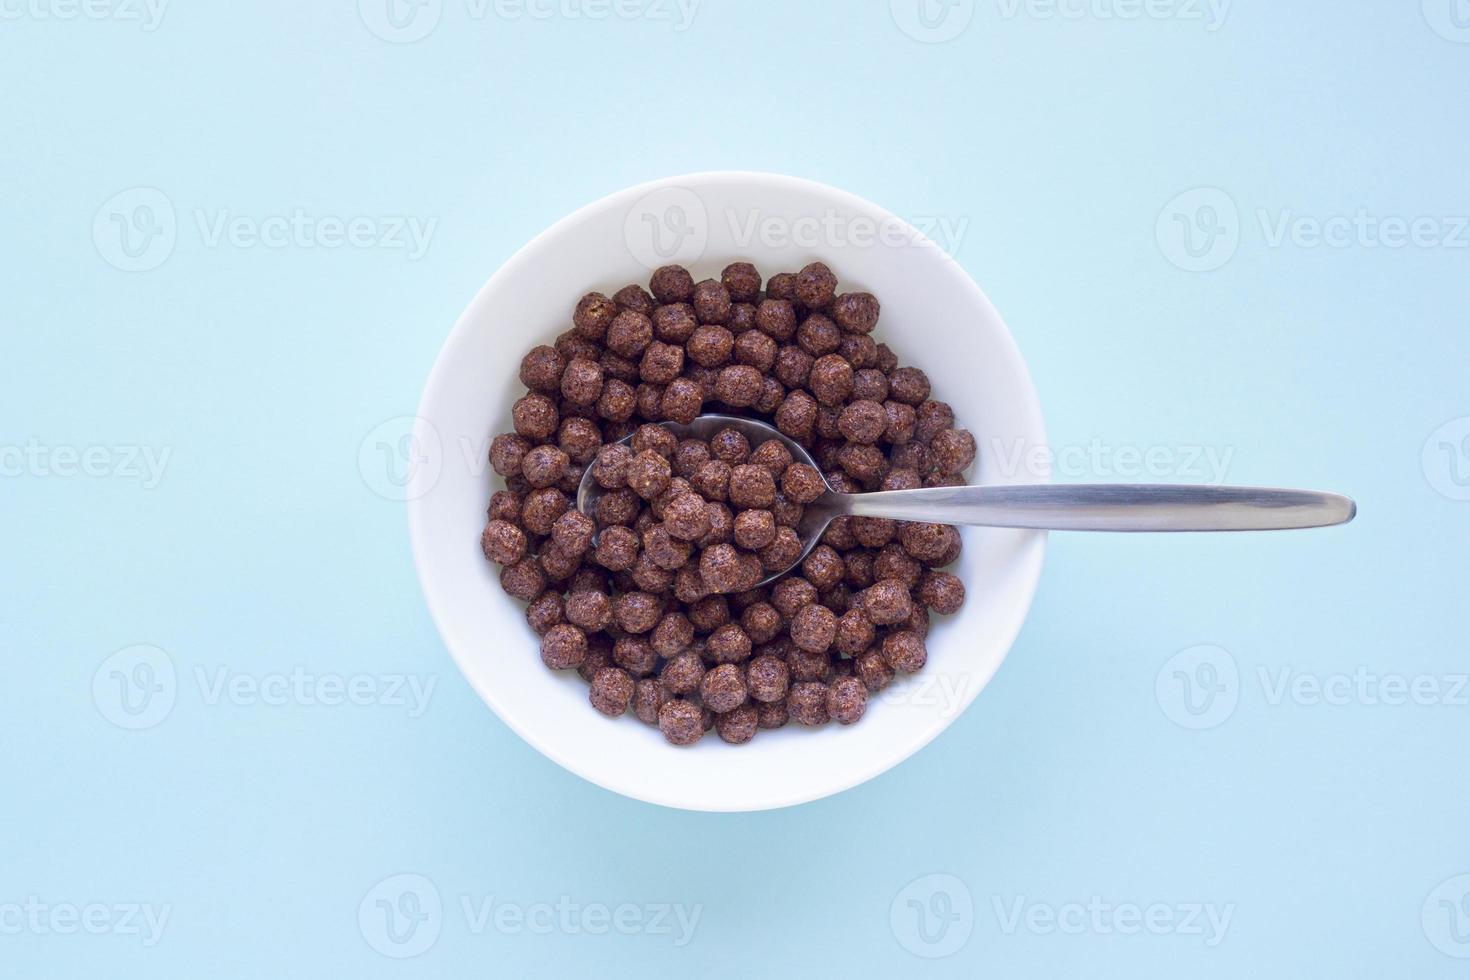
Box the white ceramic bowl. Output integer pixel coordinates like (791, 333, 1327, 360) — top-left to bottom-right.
(409, 172, 1047, 812)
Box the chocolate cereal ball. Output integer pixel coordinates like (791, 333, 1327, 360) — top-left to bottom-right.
(714, 365, 763, 407)
(801, 544, 845, 591)
(589, 666, 635, 716)
(834, 607, 876, 657)
(626, 449, 672, 500)
(592, 444, 633, 489)
(930, 428, 977, 475)
(540, 624, 587, 670)
(640, 341, 684, 385)
(887, 366, 931, 405)
(831, 292, 880, 334)
(790, 602, 837, 653)
(808, 354, 854, 406)
(827, 676, 868, 725)
(728, 464, 777, 509)
(774, 389, 818, 441)
(733, 330, 777, 372)
(757, 698, 789, 729)
(488, 489, 522, 523)
(525, 590, 564, 634)
(916, 571, 966, 615)
(658, 698, 705, 746)
(699, 663, 747, 713)
(691, 459, 731, 501)
(613, 636, 658, 677)
(565, 589, 613, 631)
(551, 509, 595, 557)
(749, 439, 793, 478)
(882, 631, 928, 673)
(765, 272, 799, 304)
(856, 648, 895, 692)
(898, 522, 952, 563)
(741, 601, 783, 644)
(614, 283, 655, 314)
(687, 325, 734, 368)
(660, 377, 703, 424)
(660, 651, 706, 695)
(559, 357, 604, 406)
(643, 524, 691, 571)
(613, 591, 662, 633)
(699, 543, 747, 594)
(634, 678, 671, 725)
(480, 519, 527, 565)
(788, 681, 830, 726)
(573, 292, 618, 340)
(733, 509, 777, 550)
(915, 400, 957, 443)
(602, 310, 650, 358)
(594, 525, 640, 571)
(837, 400, 887, 445)
(780, 462, 826, 504)
(706, 622, 752, 664)
(716, 704, 759, 744)
(512, 394, 558, 441)
(519, 345, 566, 393)
(558, 416, 603, 464)
(597, 379, 637, 422)
(863, 579, 914, 626)
(650, 264, 695, 304)
(745, 654, 789, 703)
(795, 261, 838, 309)
(520, 444, 569, 488)
(755, 299, 797, 341)
(692, 279, 732, 324)
(721, 261, 762, 302)
(521, 487, 569, 536)
(652, 302, 698, 343)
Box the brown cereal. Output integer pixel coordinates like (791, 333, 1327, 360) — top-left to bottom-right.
(642, 524, 691, 570)
(687, 325, 734, 368)
(827, 676, 868, 725)
(551, 509, 595, 556)
(863, 579, 913, 625)
(614, 283, 655, 314)
(833, 607, 876, 656)
(699, 543, 746, 594)
(831, 292, 880, 333)
(613, 590, 662, 633)
(706, 622, 753, 664)
(808, 354, 854, 406)
(755, 299, 798, 341)
(757, 699, 789, 729)
(716, 704, 759, 744)
(790, 602, 837, 653)
(887, 366, 930, 405)
(525, 591, 564, 634)
(650, 264, 695, 304)
(540, 624, 587, 670)
(652, 303, 698, 344)
(700, 663, 747, 713)
(733, 509, 777, 550)
(521, 488, 569, 536)
(691, 458, 731, 501)
(692, 279, 732, 324)
(560, 357, 604, 406)
(795, 261, 838, 309)
(745, 654, 790, 703)
(796, 313, 841, 357)
(480, 520, 527, 565)
(749, 439, 793, 478)
(708, 427, 751, 464)
(774, 345, 814, 389)
(592, 444, 633, 488)
(780, 462, 826, 504)
(520, 445, 569, 489)
(613, 636, 658, 678)
(565, 589, 613, 631)
(639, 341, 685, 385)
(626, 449, 672, 500)
(519, 345, 566, 393)
(733, 329, 777, 372)
(558, 416, 603, 463)
(837, 400, 887, 445)
(759, 526, 803, 573)
(916, 571, 966, 615)
(660, 377, 703, 423)
(930, 428, 977, 475)
(658, 698, 705, 746)
(634, 678, 671, 725)
(588, 667, 635, 717)
(512, 394, 559, 441)
(788, 681, 830, 726)
(881, 631, 927, 673)
(728, 464, 777, 509)
(594, 525, 640, 570)
(721, 261, 762, 302)
(714, 365, 763, 407)
(740, 601, 783, 644)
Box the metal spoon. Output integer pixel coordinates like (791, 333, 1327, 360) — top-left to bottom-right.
(577, 414, 1357, 587)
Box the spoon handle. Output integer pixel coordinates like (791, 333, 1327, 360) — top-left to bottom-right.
(838, 484, 1357, 532)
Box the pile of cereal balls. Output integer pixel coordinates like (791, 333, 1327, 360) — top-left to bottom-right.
(481, 262, 974, 746)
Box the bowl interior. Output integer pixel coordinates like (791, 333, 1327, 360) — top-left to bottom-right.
(409, 172, 1047, 811)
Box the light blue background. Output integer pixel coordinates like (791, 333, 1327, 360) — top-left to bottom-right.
(3, 1, 1468, 976)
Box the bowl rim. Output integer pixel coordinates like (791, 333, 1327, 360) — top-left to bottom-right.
(409, 170, 1048, 811)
